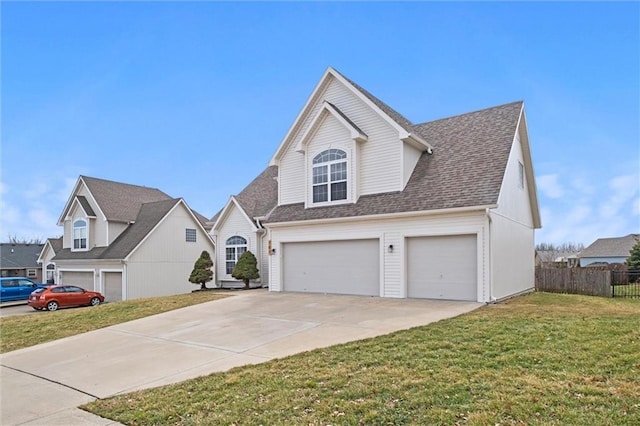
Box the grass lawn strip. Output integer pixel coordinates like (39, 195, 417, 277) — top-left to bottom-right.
(0, 291, 228, 354)
(84, 293, 640, 425)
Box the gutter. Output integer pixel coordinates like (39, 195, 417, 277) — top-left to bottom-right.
(265, 204, 498, 228)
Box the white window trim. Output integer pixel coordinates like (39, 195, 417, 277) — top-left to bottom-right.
(72, 219, 89, 251)
(307, 147, 354, 208)
(225, 236, 248, 276)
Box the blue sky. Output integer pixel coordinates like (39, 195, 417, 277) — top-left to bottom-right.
(1, 2, 638, 247)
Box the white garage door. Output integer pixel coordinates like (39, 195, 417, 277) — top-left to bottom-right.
(103, 272, 123, 302)
(61, 271, 94, 290)
(283, 239, 379, 296)
(407, 234, 477, 301)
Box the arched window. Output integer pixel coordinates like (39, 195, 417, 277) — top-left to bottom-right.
(225, 236, 247, 275)
(73, 220, 87, 250)
(312, 149, 347, 203)
(46, 263, 56, 284)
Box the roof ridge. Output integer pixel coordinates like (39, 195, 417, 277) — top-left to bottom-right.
(80, 175, 166, 193)
(415, 101, 524, 127)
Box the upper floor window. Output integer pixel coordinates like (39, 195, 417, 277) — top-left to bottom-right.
(73, 220, 87, 250)
(185, 228, 197, 242)
(225, 236, 247, 275)
(312, 149, 347, 203)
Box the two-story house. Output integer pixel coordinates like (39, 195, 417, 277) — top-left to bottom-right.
(39, 176, 215, 301)
(212, 67, 541, 302)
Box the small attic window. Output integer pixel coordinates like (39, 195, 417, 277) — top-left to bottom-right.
(186, 228, 197, 242)
(518, 161, 524, 189)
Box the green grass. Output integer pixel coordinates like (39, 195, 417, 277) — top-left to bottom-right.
(83, 293, 640, 425)
(0, 291, 227, 353)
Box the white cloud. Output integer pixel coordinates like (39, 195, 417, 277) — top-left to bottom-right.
(537, 174, 564, 199)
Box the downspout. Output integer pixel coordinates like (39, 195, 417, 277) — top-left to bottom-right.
(486, 208, 495, 303)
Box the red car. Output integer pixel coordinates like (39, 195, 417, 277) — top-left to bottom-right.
(28, 285, 104, 311)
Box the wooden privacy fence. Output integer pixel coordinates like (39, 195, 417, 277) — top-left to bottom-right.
(535, 268, 611, 297)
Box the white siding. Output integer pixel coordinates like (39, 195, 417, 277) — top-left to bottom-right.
(126, 203, 215, 300)
(490, 127, 536, 300)
(63, 183, 109, 249)
(305, 114, 354, 205)
(108, 222, 129, 244)
(402, 142, 422, 188)
(489, 212, 535, 300)
(278, 76, 404, 205)
(77, 185, 109, 247)
(495, 132, 534, 227)
(214, 203, 258, 285)
(268, 211, 489, 301)
(260, 233, 269, 285)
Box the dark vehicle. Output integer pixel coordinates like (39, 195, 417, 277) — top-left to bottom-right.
(0, 277, 47, 302)
(28, 285, 104, 311)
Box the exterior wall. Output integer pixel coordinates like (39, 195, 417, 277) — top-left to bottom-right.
(39, 244, 57, 284)
(108, 222, 129, 244)
(267, 211, 490, 302)
(260, 233, 269, 285)
(489, 212, 535, 300)
(76, 185, 109, 247)
(213, 203, 259, 286)
(580, 256, 627, 267)
(305, 113, 356, 206)
(278, 76, 403, 205)
(126, 203, 215, 299)
(402, 142, 422, 188)
(490, 126, 536, 300)
(495, 132, 534, 227)
(62, 185, 109, 249)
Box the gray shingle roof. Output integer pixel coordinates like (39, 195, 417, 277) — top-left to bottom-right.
(53, 199, 182, 261)
(81, 176, 172, 223)
(211, 166, 279, 226)
(47, 237, 63, 254)
(579, 234, 640, 258)
(76, 196, 96, 217)
(266, 101, 523, 223)
(0, 243, 44, 269)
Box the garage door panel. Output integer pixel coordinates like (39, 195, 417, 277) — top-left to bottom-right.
(408, 235, 477, 301)
(103, 272, 123, 302)
(283, 239, 379, 296)
(61, 271, 94, 291)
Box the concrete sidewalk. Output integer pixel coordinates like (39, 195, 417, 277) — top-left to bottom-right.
(1, 290, 482, 425)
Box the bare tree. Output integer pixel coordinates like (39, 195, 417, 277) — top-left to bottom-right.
(6, 234, 45, 244)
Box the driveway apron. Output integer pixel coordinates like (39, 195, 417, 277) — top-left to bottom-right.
(1, 290, 481, 425)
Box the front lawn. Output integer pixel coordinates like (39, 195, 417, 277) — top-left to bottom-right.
(84, 293, 640, 425)
(0, 291, 227, 353)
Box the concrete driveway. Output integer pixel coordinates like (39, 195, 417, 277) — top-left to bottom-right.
(1, 290, 482, 425)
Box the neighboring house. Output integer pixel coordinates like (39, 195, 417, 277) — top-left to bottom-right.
(210, 166, 278, 288)
(1, 243, 45, 282)
(39, 176, 215, 301)
(535, 250, 580, 268)
(216, 67, 541, 302)
(579, 234, 640, 267)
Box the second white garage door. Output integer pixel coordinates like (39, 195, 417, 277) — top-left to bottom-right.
(103, 272, 123, 302)
(283, 239, 379, 296)
(407, 234, 477, 301)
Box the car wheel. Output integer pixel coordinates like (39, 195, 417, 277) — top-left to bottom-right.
(90, 297, 101, 306)
(46, 301, 59, 311)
